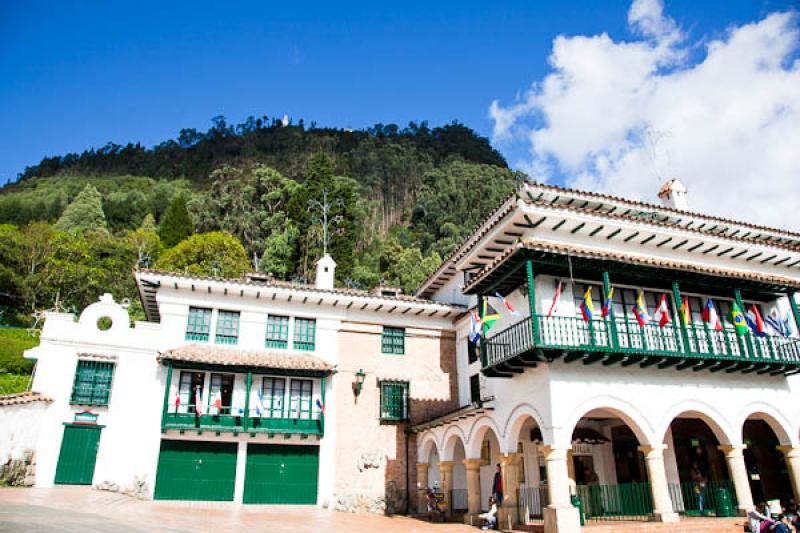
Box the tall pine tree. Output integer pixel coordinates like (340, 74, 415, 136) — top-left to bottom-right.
(54, 184, 109, 235)
(159, 194, 193, 247)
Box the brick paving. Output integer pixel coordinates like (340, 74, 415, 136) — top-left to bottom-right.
(0, 486, 474, 532)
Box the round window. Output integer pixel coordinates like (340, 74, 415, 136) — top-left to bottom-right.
(97, 316, 113, 331)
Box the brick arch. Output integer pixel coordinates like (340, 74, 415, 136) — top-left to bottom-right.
(417, 431, 441, 463)
(441, 425, 468, 461)
(559, 395, 656, 447)
(465, 415, 503, 459)
(738, 402, 797, 446)
(657, 400, 737, 446)
(502, 402, 550, 453)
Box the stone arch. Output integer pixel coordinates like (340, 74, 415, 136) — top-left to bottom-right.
(737, 402, 796, 446)
(656, 399, 737, 446)
(502, 402, 550, 452)
(559, 395, 656, 447)
(418, 431, 440, 463)
(465, 415, 503, 459)
(441, 425, 468, 461)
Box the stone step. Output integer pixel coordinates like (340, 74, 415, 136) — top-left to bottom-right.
(511, 517, 746, 533)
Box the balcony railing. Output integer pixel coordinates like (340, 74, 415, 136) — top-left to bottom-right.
(483, 314, 800, 374)
(162, 405, 323, 435)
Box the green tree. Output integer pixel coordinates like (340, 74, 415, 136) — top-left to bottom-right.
(379, 235, 441, 294)
(0, 225, 26, 322)
(155, 232, 249, 278)
(190, 165, 300, 276)
(140, 213, 157, 233)
(159, 194, 193, 247)
(54, 184, 109, 235)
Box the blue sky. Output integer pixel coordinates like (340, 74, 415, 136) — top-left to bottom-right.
(0, 0, 796, 186)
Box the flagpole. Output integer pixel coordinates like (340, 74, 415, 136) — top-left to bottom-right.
(161, 362, 173, 425)
(671, 282, 691, 354)
(526, 257, 540, 347)
(244, 371, 252, 431)
(603, 272, 618, 349)
(478, 294, 487, 368)
(734, 289, 755, 358)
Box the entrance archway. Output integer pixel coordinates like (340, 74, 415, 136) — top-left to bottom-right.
(743, 418, 793, 504)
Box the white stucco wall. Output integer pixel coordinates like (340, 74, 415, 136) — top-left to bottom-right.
(0, 401, 49, 464)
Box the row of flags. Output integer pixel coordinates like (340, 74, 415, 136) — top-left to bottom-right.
(172, 388, 325, 417)
(469, 283, 794, 343)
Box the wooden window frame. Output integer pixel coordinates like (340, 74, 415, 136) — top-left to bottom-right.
(379, 381, 409, 421)
(265, 315, 290, 349)
(70, 360, 115, 406)
(293, 318, 316, 351)
(214, 310, 240, 345)
(381, 327, 405, 355)
(185, 307, 212, 342)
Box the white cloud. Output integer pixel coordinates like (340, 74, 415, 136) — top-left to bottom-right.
(489, 0, 800, 230)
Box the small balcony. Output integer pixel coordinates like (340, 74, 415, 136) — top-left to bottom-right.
(482, 315, 800, 377)
(162, 405, 323, 436)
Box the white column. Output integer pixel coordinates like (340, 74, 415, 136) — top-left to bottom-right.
(639, 445, 679, 522)
(416, 462, 429, 514)
(719, 444, 754, 514)
(778, 446, 800, 502)
(463, 458, 483, 517)
(233, 440, 247, 503)
(540, 445, 581, 533)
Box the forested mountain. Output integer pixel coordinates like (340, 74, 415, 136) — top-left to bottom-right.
(0, 117, 524, 326)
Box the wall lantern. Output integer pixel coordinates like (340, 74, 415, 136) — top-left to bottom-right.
(352, 369, 366, 398)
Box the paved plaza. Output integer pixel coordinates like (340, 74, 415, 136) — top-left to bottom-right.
(0, 487, 473, 533)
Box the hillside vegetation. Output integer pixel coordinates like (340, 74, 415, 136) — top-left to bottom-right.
(0, 118, 523, 329)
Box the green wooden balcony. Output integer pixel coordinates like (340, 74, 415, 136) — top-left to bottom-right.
(482, 315, 800, 376)
(162, 406, 322, 436)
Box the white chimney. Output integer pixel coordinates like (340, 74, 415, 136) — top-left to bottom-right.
(315, 254, 336, 290)
(657, 178, 688, 210)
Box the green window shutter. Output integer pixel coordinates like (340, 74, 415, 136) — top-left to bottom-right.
(381, 327, 405, 354)
(294, 318, 316, 351)
(186, 307, 212, 342)
(265, 315, 289, 349)
(379, 381, 408, 421)
(71, 360, 115, 406)
(289, 379, 313, 420)
(261, 377, 286, 418)
(215, 310, 240, 345)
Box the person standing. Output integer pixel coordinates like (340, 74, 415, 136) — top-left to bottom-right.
(492, 463, 504, 504)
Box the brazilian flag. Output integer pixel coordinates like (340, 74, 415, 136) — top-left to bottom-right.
(482, 300, 501, 334)
(729, 303, 749, 336)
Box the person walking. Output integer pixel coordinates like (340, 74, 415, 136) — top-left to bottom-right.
(492, 463, 504, 504)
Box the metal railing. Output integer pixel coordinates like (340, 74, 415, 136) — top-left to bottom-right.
(574, 482, 654, 522)
(518, 484, 548, 525)
(668, 480, 738, 516)
(163, 405, 322, 435)
(484, 314, 800, 370)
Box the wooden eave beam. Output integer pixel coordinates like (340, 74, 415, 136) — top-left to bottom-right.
(717, 247, 734, 257)
(606, 228, 621, 240)
(672, 239, 688, 250)
(640, 234, 656, 245)
(702, 244, 719, 255)
(589, 225, 604, 237)
(552, 219, 567, 231)
(731, 250, 747, 259)
(656, 237, 672, 247)
(624, 231, 640, 242)
(571, 222, 586, 234)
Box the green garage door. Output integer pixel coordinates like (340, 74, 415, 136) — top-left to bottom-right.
(154, 440, 237, 501)
(55, 424, 102, 485)
(244, 444, 319, 504)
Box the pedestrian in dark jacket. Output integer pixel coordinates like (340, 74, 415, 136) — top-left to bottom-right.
(492, 463, 503, 504)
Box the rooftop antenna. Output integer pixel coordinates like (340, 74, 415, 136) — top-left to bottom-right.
(308, 189, 344, 256)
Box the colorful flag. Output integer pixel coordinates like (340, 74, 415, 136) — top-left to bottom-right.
(653, 294, 671, 328)
(213, 392, 222, 412)
(469, 309, 482, 344)
(702, 299, 723, 331)
(765, 310, 790, 337)
(495, 292, 520, 316)
(546, 280, 563, 318)
(482, 300, 501, 332)
(579, 287, 594, 322)
(601, 287, 614, 318)
(194, 388, 203, 416)
(316, 398, 325, 415)
(680, 297, 690, 326)
(174, 394, 180, 409)
(745, 305, 767, 337)
(632, 290, 650, 327)
(729, 302, 750, 336)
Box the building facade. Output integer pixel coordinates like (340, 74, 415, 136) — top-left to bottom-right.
(413, 180, 800, 532)
(21, 256, 459, 512)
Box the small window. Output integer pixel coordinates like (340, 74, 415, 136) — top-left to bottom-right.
(259, 377, 286, 418)
(70, 360, 115, 406)
(265, 315, 290, 349)
(379, 381, 409, 421)
(469, 374, 480, 404)
(382, 327, 405, 355)
(289, 379, 313, 420)
(208, 373, 234, 414)
(178, 371, 205, 414)
(294, 318, 316, 351)
(215, 310, 240, 345)
(186, 307, 212, 342)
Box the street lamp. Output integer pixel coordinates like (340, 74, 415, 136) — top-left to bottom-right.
(352, 369, 366, 398)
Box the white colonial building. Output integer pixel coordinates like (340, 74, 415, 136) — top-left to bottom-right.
(6, 178, 800, 533)
(413, 179, 800, 532)
(19, 256, 460, 511)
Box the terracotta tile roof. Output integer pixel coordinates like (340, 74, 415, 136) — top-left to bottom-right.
(158, 344, 334, 372)
(416, 181, 800, 297)
(463, 239, 800, 293)
(0, 391, 53, 406)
